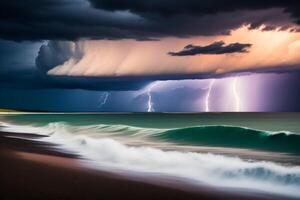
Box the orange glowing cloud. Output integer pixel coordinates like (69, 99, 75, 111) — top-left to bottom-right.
(46, 26, 300, 77)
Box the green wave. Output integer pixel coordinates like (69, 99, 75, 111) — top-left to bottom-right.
(153, 125, 300, 155)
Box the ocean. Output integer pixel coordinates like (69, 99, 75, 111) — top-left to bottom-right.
(1, 113, 300, 198)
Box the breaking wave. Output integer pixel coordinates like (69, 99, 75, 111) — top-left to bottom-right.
(154, 125, 300, 155)
(44, 124, 300, 198)
(1, 121, 300, 197)
(1, 121, 300, 154)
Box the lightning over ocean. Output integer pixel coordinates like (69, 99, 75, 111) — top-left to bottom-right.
(1, 1, 300, 200)
(146, 82, 159, 112)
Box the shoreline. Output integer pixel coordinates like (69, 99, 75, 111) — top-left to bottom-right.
(0, 131, 297, 200)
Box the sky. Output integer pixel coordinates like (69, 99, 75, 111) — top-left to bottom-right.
(0, 0, 300, 112)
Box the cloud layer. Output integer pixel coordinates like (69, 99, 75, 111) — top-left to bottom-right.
(36, 41, 83, 72)
(0, 0, 299, 41)
(33, 27, 300, 77)
(169, 41, 252, 56)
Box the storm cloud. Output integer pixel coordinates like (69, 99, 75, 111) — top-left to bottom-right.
(2, 0, 300, 113)
(32, 28, 300, 78)
(36, 41, 83, 72)
(89, 0, 300, 18)
(169, 41, 252, 56)
(0, 0, 299, 41)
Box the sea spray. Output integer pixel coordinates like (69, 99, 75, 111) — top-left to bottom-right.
(43, 131, 300, 198)
(2, 121, 300, 197)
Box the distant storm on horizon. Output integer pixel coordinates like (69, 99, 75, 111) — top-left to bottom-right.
(2, 2, 300, 199)
(1, 0, 300, 112)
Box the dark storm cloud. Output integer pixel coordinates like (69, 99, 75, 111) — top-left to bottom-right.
(89, 0, 299, 17)
(0, 40, 41, 70)
(168, 41, 252, 56)
(0, 0, 151, 41)
(2, 63, 300, 92)
(36, 41, 83, 72)
(90, 0, 300, 29)
(0, 69, 149, 91)
(0, 0, 299, 41)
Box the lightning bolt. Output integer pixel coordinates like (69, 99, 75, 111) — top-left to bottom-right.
(232, 77, 241, 111)
(147, 82, 158, 112)
(205, 79, 215, 112)
(98, 92, 110, 108)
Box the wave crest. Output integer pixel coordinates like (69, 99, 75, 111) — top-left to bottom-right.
(2, 121, 300, 197)
(155, 125, 300, 154)
(44, 133, 300, 198)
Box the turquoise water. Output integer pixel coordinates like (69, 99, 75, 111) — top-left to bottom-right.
(2, 113, 300, 130)
(155, 125, 300, 154)
(1, 113, 300, 155)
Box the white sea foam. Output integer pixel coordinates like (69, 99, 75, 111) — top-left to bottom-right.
(41, 123, 300, 198)
(0, 121, 51, 135)
(1, 121, 300, 198)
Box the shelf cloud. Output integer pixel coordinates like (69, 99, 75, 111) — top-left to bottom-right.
(0, 0, 299, 41)
(33, 27, 300, 78)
